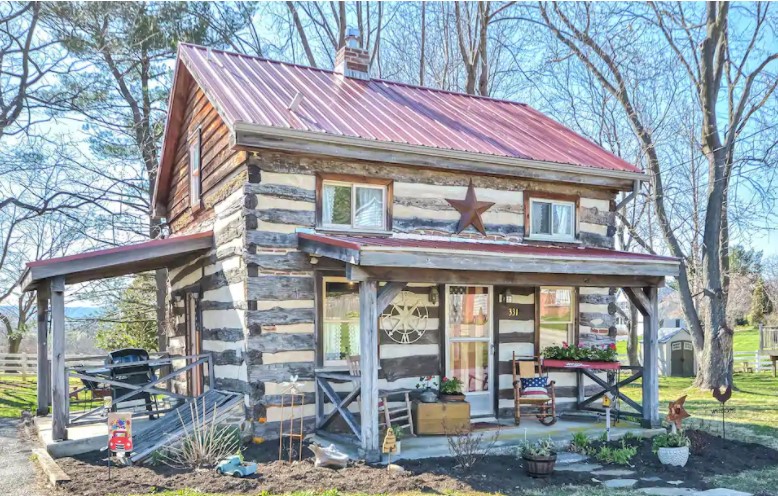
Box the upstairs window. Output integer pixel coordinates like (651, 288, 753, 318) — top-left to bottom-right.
(189, 129, 202, 209)
(527, 195, 576, 241)
(318, 176, 391, 231)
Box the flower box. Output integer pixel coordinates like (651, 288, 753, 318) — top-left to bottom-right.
(542, 359, 621, 370)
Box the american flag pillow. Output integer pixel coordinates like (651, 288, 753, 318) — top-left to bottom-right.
(520, 376, 548, 389)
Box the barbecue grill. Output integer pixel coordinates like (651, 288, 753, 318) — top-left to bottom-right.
(106, 348, 158, 419)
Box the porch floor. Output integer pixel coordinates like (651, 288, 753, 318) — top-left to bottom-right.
(311, 415, 665, 462)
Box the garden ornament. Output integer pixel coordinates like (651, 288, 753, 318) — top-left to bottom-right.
(216, 455, 258, 478)
(711, 385, 735, 440)
(309, 443, 349, 469)
(445, 179, 495, 235)
(383, 428, 397, 465)
(667, 395, 690, 432)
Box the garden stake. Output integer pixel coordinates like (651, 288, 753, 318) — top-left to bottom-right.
(602, 394, 612, 441)
(711, 385, 734, 440)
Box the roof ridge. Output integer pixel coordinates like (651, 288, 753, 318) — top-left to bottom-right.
(178, 42, 530, 108)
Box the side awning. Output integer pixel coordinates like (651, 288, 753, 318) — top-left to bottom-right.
(298, 232, 679, 287)
(22, 231, 213, 291)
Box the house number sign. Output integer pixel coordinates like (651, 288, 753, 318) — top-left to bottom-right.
(380, 291, 429, 344)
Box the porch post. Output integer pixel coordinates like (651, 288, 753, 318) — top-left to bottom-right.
(358, 279, 379, 461)
(36, 288, 50, 415)
(50, 276, 67, 440)
(641, 286, 660, 428)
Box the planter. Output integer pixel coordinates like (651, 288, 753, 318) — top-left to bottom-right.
(522, 453, 557, 478)
(542, 359, 620, 370)
(440, 393, 466, 403)
(657, 446, 689, 467)
(419, 389, 438, 403)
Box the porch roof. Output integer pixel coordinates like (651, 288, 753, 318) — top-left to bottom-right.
(22, 231, 213, 291)
(298, 232, 679, 283)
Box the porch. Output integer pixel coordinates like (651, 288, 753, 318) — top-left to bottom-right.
(298, 231, 680, 461)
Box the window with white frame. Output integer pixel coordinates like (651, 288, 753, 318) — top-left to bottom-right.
(539, 286, 575, 349)
(322, 277, 361, 367)
(320, 179, 387, 231)
(529, 198, 575, 241)
(189, 130, 202, 208)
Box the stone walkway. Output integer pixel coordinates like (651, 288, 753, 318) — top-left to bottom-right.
(556, 454, 752, 496)
(0, 418, 44, 496)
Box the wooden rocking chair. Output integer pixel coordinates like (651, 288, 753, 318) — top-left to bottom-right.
(512, 352, 557, 426)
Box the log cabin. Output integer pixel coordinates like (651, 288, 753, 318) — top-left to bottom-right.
(24, 31, 678, 461)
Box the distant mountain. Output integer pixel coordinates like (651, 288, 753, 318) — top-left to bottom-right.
(0, 305, 102, 320)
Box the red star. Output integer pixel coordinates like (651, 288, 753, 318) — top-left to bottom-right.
(445, 180, 495, 236)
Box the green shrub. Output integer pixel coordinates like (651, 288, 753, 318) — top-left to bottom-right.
(593, 440, 637, 465)
(569, 432, 591, 454)
(518, 437, 556, 458)
(652, 432, 690, 453)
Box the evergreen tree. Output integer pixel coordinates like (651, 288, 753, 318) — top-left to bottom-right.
(750, 277, 771, 325)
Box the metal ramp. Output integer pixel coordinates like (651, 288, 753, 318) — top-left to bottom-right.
(130, 389, 243, 463)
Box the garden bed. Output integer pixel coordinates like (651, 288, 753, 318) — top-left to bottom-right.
(53, 430, 778, 496)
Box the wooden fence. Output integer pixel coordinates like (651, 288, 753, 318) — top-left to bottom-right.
(0, 353, 169, 380)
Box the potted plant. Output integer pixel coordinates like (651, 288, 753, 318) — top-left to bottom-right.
(518, 438, 557, 477)
(652, 432, 690, 467)
(439, 376, 465, 402)
(390, 426, 404, 455)
(541, 342, 620, 370)
(415, 376, 439, 403)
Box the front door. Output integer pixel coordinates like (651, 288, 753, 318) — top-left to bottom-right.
(445, 285, 494, 417)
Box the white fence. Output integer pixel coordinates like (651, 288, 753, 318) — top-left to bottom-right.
(0, 353, 36, 379)
(733, 350, 773, 372)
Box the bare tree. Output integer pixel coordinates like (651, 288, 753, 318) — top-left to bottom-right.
(538, 2, 778, 388)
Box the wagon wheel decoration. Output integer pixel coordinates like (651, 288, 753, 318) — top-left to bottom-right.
(380, 291, 429, 344)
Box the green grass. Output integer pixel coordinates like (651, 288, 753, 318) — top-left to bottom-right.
(733, 326, 760, 352)
(0, 375, 37, 417)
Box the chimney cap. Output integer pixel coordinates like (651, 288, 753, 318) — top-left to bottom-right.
(345, 27, 360, 48)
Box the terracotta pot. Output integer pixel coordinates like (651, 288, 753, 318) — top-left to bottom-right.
(522, 453, 557, 478)
(440, 393, 466, 402)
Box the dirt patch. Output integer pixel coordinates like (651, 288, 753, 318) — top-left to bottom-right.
(52, 430, 778, 496)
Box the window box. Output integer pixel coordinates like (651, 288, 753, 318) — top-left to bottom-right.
(542, 359, 621, 370)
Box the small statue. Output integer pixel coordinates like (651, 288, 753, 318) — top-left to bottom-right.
(309, 443, 349, 469)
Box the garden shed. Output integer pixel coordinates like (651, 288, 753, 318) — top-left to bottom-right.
(657, 328, 696, 377)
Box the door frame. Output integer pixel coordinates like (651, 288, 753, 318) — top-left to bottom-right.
(185, 292, 204, 396)
(444, 284, 495, 417)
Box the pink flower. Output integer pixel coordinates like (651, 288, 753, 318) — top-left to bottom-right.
(609, 343, 617, 350)
(562, 341, 569, 348)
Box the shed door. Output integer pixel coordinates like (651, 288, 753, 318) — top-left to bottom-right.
(671, 341, 694, 377)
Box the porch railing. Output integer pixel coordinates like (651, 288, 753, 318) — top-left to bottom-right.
(760, 325, 778, 352)
(65, 353, 213, 427)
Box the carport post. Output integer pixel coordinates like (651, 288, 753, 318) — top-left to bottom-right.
(50, 276, 67, 440)
(36, 287, 50, 415)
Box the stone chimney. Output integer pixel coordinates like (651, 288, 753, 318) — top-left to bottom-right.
(334, 27, 370, 80)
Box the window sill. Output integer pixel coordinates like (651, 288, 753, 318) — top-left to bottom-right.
(524, 236, 581, 245)
(316, 228, 393, 237)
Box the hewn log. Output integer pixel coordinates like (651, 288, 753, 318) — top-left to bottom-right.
(380, 354, 440, 381)
(248, 333, 315, 353)
(245, 252, 313, 272)
(246, 182, 315, 202)
(249, 362, 315, 383)
(247, 275, 314, 301)
(247, 308, 315, 330)
(255, 208, 315, 226)
(245, 231, 298, 248)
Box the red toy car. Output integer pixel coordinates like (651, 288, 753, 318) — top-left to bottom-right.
(108, 430, 133, 453)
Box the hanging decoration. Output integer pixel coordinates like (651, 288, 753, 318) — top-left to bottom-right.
(445, 180, 495, 235)
(380, 291, 429, 344)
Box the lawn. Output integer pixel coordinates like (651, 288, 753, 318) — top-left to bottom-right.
(0, 375, 37, 417)
(616, 325, 761, 355)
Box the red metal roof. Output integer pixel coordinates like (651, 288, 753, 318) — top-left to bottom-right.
(298, 232, 678, 264)
(175, 44, 641, 174)
(26, 231, 213, 268)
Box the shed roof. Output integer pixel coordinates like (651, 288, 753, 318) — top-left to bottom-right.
(22, 231, 213, 290)
(154, 44, 645, 207)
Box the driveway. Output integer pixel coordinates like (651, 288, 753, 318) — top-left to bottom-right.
(0, 418, 44, 495)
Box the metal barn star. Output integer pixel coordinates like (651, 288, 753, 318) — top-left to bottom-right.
(667, 395, 691, 431)
(445, 180, 495, 235)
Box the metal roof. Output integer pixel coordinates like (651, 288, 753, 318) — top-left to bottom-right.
(23, 231, 213, 290)
(178, 44, 640, 174)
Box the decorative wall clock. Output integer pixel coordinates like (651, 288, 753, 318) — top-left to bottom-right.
(380, 291, 429, 344)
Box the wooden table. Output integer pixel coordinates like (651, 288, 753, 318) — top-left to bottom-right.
(769, 354, 778, 377)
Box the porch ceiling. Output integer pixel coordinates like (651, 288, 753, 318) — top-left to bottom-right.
(22, 231, 213, 291)
(298, 231, 679, 286)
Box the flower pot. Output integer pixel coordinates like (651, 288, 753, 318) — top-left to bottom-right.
(657, 446, 689, 467)
(440, 393, 466, 402)
(419, 389, 438, 403)
(522, 453, 557, 478)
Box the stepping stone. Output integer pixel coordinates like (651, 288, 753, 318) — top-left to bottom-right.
(593, 468, 636, 476)
(669, 481, 686, 485)
(603, 479, 638, 489)
(557, 452, 588, 465)
(556, 462, 603, 472)
(694, 489, 752, 496)
(639, 488, 697, 496)
(641, 476, 664, 482)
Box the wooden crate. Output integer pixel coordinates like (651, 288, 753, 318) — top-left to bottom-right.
(413, 401, 471, 435)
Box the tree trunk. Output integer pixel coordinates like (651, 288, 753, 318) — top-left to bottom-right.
(8, 335, 22, 354)
(627, 304, 639, 366)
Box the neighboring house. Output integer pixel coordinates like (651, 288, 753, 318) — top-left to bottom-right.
(24, 33, 678, 460)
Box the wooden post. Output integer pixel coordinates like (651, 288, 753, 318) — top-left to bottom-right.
(50, 276, 67, 441)
(641, 286, 660, 428)
(36, 288, 50, 414)
(358, 280, 379, 462)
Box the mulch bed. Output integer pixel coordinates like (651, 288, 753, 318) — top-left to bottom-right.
(52, 430, 778, 495)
